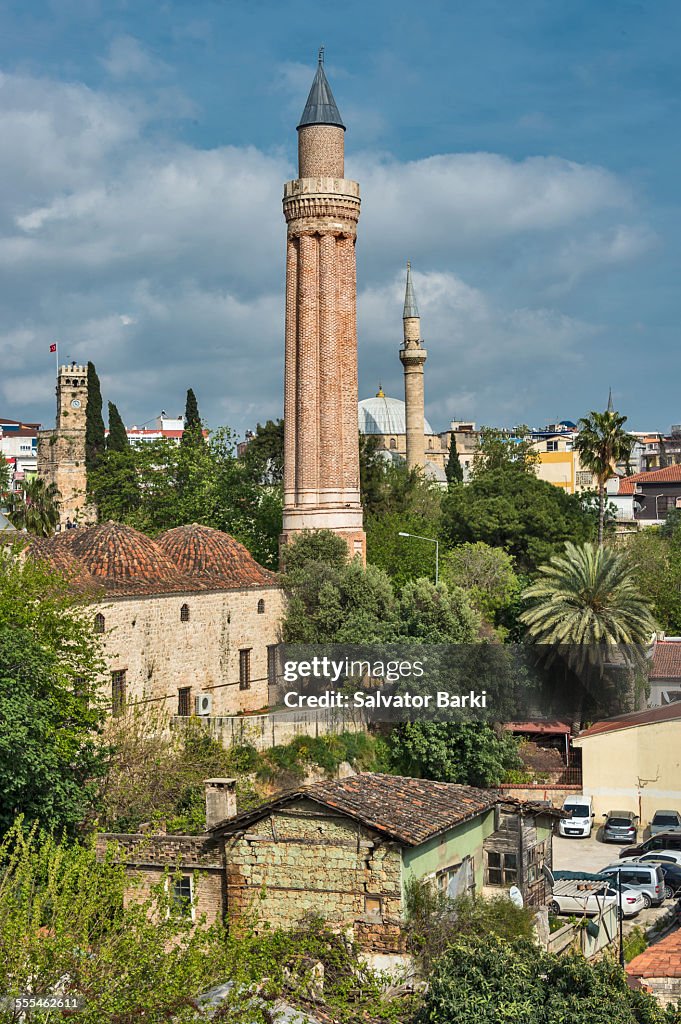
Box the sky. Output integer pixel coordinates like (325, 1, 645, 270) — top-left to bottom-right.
(0, 0, 680, 436)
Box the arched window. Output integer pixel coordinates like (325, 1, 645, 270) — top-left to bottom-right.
(428, 437, 433, 449)
(389, 438, 397, 450)
(94, 613, 105, 634)
(180, 603, 190, 622)
(257, 599, 265, 614)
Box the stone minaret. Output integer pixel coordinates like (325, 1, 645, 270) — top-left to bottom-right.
(399, 263, 428, 470)
(280, 50, 365, 563)
(37, 363, 94, 526)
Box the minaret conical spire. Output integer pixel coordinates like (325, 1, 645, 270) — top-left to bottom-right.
(297, 47, 345, 130)
(403, 261, 419, 319)
(607, 387, 614, 413)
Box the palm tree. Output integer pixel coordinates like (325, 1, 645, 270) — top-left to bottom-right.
(521, 542, 656, 727)
(8, 477, 61, 537)
(574, 400, 635, 546)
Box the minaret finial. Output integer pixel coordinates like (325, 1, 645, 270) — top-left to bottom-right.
(403, 261, 419, 319)
(607, 387, 614, 413)
(318, 46, 324, 65)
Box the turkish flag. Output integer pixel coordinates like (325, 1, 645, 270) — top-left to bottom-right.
(49, 344, 57, 353)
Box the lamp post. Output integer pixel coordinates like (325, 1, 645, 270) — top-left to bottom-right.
(398, 531, 439, 585)
(617, 866, 625, 968)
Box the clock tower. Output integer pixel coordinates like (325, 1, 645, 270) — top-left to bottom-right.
(37, 363, 95, 527)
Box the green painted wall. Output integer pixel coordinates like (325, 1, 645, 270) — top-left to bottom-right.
(401, 808, 496, 896)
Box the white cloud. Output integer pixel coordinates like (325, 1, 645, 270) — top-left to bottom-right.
(101, 36, 170, 80)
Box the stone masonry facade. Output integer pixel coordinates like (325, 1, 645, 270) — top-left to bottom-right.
(37, 364, 95, 526)
(280, 64, 366, 564)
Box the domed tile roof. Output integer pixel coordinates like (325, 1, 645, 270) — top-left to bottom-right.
(65, 521, 190, 595)
(358, 394, 435, 436)
(29, 535, 102, 595)
(158, 523, 276, 589)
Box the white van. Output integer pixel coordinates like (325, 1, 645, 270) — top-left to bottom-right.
(558, 795, 594, 838)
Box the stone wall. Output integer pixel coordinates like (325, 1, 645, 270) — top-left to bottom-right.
(224, 798, 405, 950)
(638, 977, 681, 1007)
(180, 707, 361, 752)
(93, 585, 285, 717)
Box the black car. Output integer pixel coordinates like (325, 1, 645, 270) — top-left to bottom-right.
(647, 860, 681, 900)
(619, 831, 681, 859)
(603, 810, 638, 844)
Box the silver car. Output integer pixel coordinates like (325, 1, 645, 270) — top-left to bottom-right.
(601, 861, 665, 908)
(650, 810, 681, 836)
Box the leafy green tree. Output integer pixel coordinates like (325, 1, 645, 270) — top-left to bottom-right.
(390, 721, 521, 787)
(85, 361, 105, 476)
(0, 825, 235, 1022)
(359, 432, 386, 514)
(396, 578, 481, 642)
(574, 407, 636, 545)
(241, 419, 284, 485)
(472, 425, 540, 476)
(281, 528, 349, 574)
(0, 458, 9, 499)
(7, 477, 60, 536)
(660, 506, 681, 540)
(627, 527, 681, 634)
(442, 467, 594, 573)
(106, 401, 129, 452)
(416, 934, 675, 1024)
(0, 551, 107, 833)
(442, 542, 520, 627)
(445, 433, 464, 484)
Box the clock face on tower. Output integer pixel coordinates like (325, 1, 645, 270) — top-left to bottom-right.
(71, 399, 81, 409)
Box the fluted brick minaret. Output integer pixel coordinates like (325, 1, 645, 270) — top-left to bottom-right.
(400, 262, 428, 471)
(280, 50, 366, 563)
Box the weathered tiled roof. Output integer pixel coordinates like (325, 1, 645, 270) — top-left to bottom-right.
(618, 464, 681, 495)
(626, 928, 681, 979)
(158, 523, 277, 589)
(211, 773, 498, 846)
(33, 521, 277, 598)
(651, 640, 681, 680)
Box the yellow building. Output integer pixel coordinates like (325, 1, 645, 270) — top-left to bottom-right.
(572, 704, 681, 825)
(531, 435, 596, 494)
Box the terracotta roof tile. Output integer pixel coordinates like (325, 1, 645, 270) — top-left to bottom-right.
(158, 523, 277, 589)
(626, 928, 681, 979)
(576, 701, 681, 740)
(651, 641, 681, 680)
(211, 773, 499, 845)
(618, 465, 681, 495)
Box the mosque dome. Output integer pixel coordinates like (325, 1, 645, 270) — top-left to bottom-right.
(158, 524, 276, 589)
(65, 521, 184, 592)
(358, 392, 435, 436)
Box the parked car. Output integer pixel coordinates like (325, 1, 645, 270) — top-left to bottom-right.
(549, 883, 645, 919)
(603, 810, 638, 844)
(619, 832, 681, 859)
(601, 861, 666, 908)
(650, 810, 681, 836)
(558, 796, 594, 838)
(621, 850, 681, 868)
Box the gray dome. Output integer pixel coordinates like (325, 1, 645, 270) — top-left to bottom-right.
(358, 394, 435, 436)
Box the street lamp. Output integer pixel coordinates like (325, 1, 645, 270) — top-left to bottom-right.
(398, 531, 439, 585)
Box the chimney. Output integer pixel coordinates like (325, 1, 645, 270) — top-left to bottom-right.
(204, 778, 237, 829)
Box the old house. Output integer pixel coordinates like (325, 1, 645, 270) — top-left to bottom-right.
(97, 774, 557, 956)
(626, 928, 681, 1006)
(32, 521, 285, 717)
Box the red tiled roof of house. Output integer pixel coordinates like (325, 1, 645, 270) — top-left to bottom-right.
(626, 928, 681, 979)
(618, 465, 681, 495)
(210, 773, 499, 845)
(651, 641, 681, 680)
(158, 523, 277, 589)
(576, 701, 681, 740)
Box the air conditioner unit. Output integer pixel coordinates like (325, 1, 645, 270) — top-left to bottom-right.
(195, 693, 212, 716)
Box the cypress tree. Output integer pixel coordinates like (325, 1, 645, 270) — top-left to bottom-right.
(181, 389, 203, 442)
(85, 362, 105, 474)
(106, 402, 129, 452)
(446, 432, 464, 485)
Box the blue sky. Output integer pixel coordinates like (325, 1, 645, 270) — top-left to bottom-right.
(0, 0, 679, 434)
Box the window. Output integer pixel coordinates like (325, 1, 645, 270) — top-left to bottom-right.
(576, 471, 593, 487)
(486, 850, 518, 886)
(257, 598, 265, 614)
(267, 644, 279, 689)
(239, 648, 251, 690)
(436, 856, 475, 898)
(180, 603, 190, 622)
(111, 670, 126, 715)
(167, 874, 195, 921)
(546, 440, 559, 452)
(389, 438, 397, 450)
(94, 613, 105, 634)
(177, 687, 192, 717)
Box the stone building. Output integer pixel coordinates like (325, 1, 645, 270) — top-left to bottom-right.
(37, 364, 95, 527)
(98, 773, 557, 957)
(34, 521, 284, 718)
(281, 51, 365, 562)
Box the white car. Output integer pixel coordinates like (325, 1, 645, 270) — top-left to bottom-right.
(549, 883, 645, 919)
(558, 796, 594, 838)
(620, 850, 681, 867)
